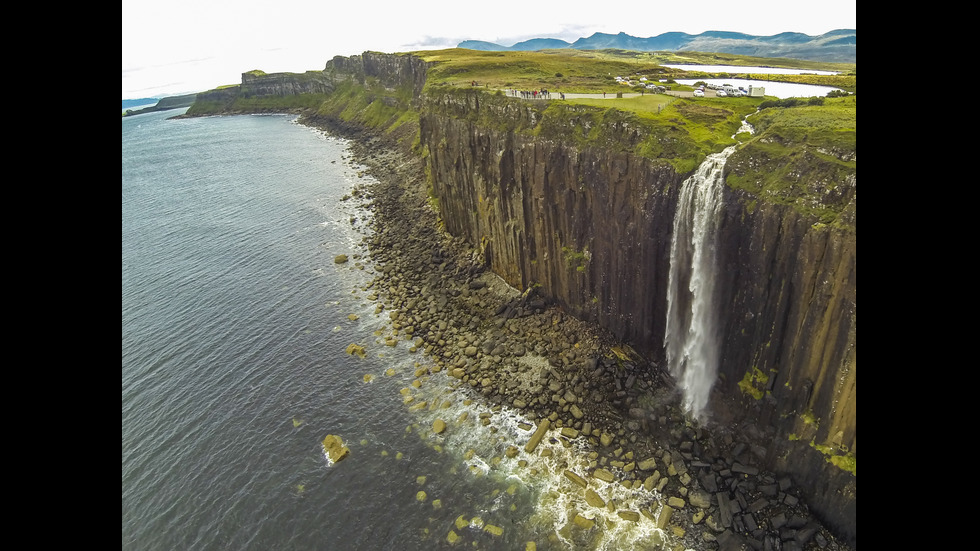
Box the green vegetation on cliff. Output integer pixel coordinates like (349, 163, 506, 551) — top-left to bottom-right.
(725, 95, 856, 227)
(184, 84, 332, 116)
(308, 78, 419, 152)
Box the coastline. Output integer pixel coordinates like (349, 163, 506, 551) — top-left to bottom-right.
(300, 113, 853, 551)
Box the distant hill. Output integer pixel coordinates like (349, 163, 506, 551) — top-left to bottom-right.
(122, 98, 160, 109)
(122, 93, 199, 117)
(458, 29, 856, 63)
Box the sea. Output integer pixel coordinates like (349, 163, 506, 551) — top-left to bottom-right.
(122, 108, 674, 551)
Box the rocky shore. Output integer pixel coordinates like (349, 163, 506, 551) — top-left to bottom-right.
(305, 115, 854, 551)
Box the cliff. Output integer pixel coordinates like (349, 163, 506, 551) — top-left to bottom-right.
(185, 52, 856, 546)
(415, 75, 855, 546)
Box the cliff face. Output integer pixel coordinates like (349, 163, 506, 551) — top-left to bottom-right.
(325, 52, 428, 98)
(239, 71, 335, 96)
(421, 90, 683, 359)
(417, 84, 855, 542)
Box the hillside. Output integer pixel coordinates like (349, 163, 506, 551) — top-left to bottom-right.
(458, 29, 856, 63)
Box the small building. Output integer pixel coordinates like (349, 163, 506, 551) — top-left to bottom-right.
(748, 85, 765, 97)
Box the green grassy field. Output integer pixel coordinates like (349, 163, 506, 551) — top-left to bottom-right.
(413, 48, 854, 94)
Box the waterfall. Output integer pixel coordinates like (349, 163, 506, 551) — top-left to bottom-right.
(665, 119, 754, 422)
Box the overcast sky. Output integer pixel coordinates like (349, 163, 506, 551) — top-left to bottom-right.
(122, 0, 856, 99)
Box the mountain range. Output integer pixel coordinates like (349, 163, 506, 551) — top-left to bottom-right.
(458, 29, 856, 63)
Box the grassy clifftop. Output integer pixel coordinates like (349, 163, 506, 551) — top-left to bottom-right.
(185, 48, 855, 221)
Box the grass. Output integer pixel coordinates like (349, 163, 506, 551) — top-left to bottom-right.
(725, 95, 856, 226)
(414, 48, 854, 94)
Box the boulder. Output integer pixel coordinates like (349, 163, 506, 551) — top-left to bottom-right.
(585, 488, 606, 508)
(524, 419, 551, 453)
(617, 510, 640, 522)
(345, 343, 366, 358)
(572, 514, 595, 529)
(592, 468, 615, 483)
(564, 470, 589, 488)
(321, 434, 350, 463)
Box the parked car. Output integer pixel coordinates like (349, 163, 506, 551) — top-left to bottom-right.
(693, 89, 704, 97)
(716, 90, 727, 97)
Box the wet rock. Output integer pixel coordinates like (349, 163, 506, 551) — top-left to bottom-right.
(657, 505, 673, 529)
(564, 470, 589, 488)
(345, 343, 366, 358)
(617, 510, 640, 522)
(524, 419, 550, 453)
(584, 488, 605, 508)
(572, 514, 595, 529)
(321, 434, 350, 463)
(592, 468, 615, 483)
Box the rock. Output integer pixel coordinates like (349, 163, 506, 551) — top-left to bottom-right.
(564, 470, 589, 488)
(334, 254, 349, 264)
(569, 404, 584, 419)
(592, 468, 615, 483)
(433, 419, 447, 434)
(657, 505, 673, 529)
(617, 510, 640, 522)
(732, 462, 759, 476)
(321, 434, 350, 463)
(637, 457, 657, 471)
(560, 427, 580, 438)
(572, 514, 595, 529)
(689, 489, 713, 509)
(585, 488, 606, 508)
(717, 492, 734, 528)
(483, 524, 503, 536)
(345, 343, 366, 358)
(446, 530, 460, 544)
(416, 490, 427, 502)
(524, 419, 551, 453)
(600, 433, 613, 447)
(643, 472, 660, 491)
(668, 496, 686, 509)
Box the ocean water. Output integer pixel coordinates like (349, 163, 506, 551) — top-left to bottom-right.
(122, 109, 674, 551)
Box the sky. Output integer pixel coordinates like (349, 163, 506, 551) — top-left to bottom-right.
(122, 0, 856, 99)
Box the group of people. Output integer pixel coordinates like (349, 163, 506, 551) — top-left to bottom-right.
(509, 89, 565, 100)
